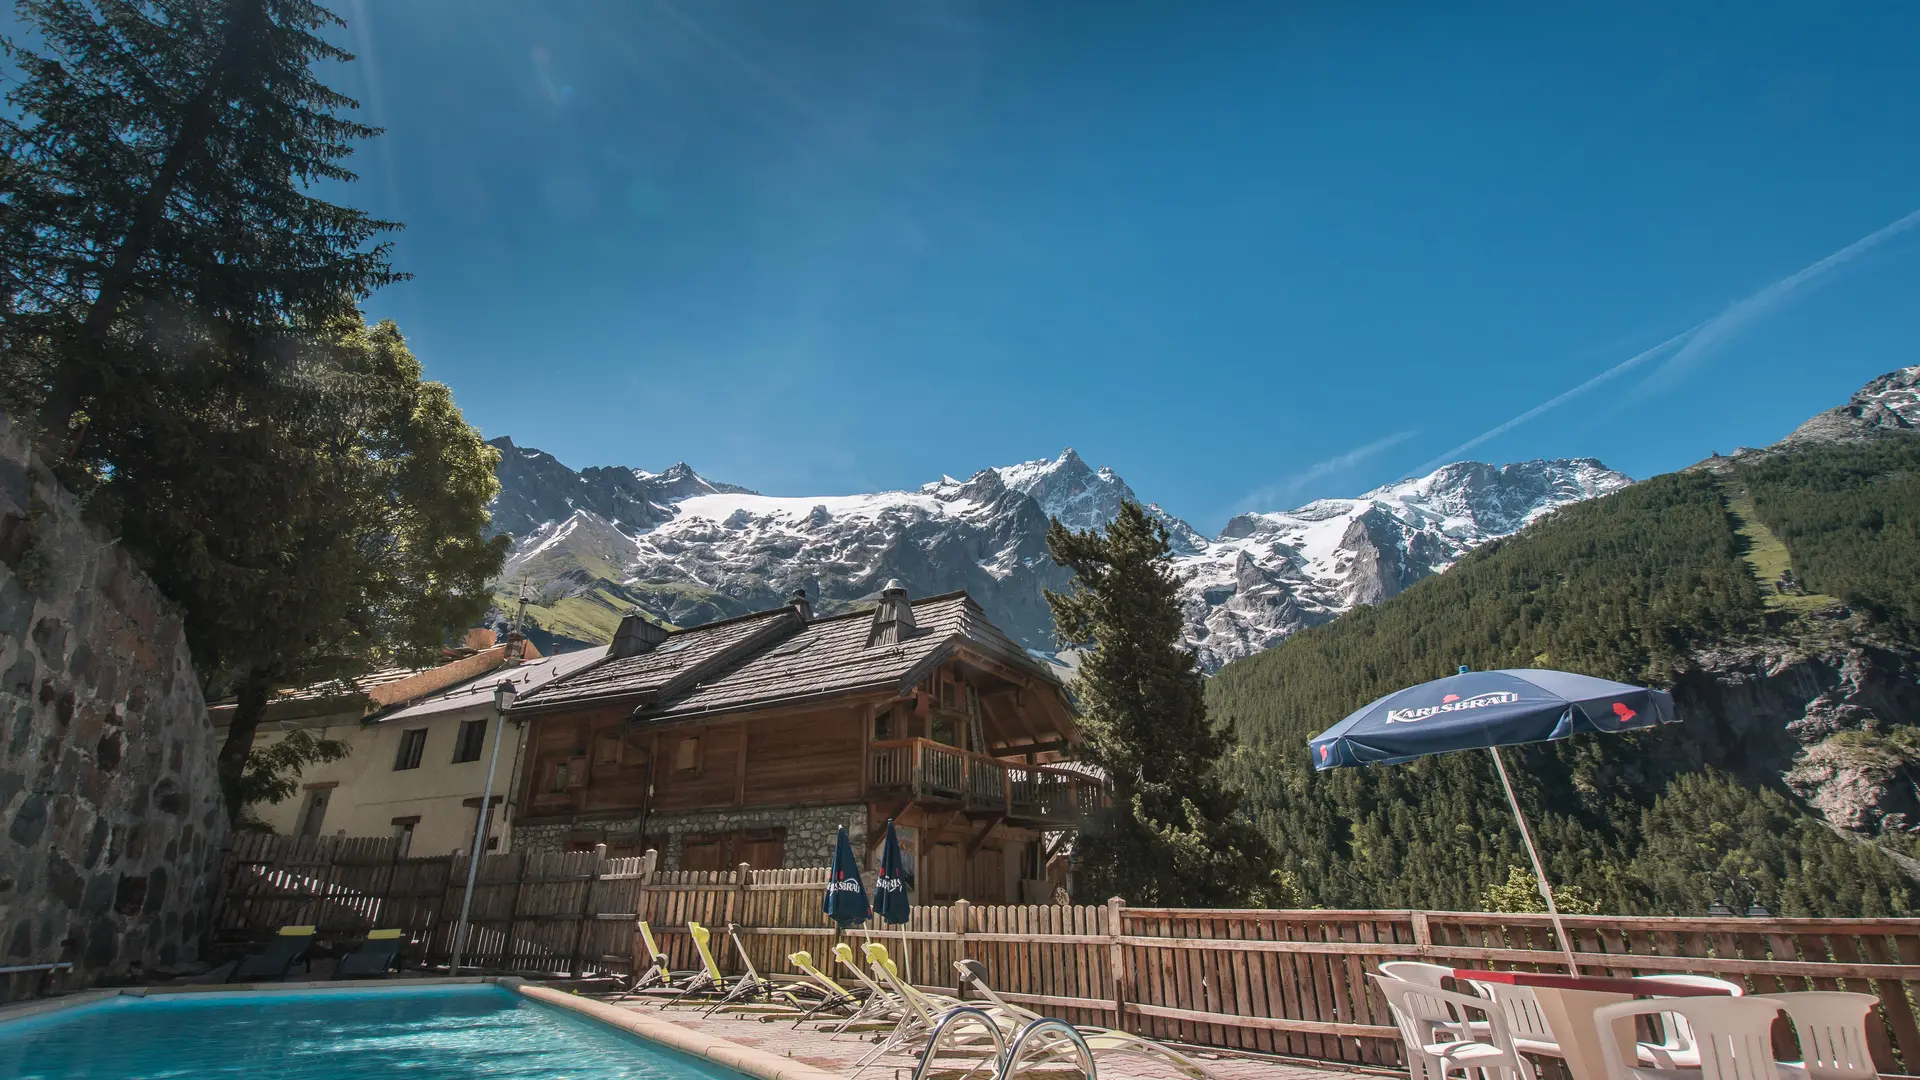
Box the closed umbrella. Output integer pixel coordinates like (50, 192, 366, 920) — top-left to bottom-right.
(874, 819, 914, 980)
(824, 825, 872, 928)
(1309, 667, 1676, 972)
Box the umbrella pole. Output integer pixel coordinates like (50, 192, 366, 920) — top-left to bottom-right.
(1489, 747, 1580, 974)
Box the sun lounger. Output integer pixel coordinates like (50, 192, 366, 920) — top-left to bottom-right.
(850, 943, 1001, 1075)
(698, 924, 807, 1016)
(787, 950, 869, 1027)
(227, 925, 317, 982)
(616, 921, 703, 1000)
(831, 942, 911, 1034)
(333, 929, 404, 978)
(655, 921, 733, 1007)
(954, 958, 1216, 1079)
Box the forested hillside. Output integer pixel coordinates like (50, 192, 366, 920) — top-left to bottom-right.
(1209, 444, 1920, 917)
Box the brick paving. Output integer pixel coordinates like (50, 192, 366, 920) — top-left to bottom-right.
(583, 991, 1384, 1080)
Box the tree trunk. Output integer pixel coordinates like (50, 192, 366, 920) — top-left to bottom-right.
(218, 671, 271, 827)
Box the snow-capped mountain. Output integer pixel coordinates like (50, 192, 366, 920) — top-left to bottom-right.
(487, 438, 1630, 670)
(1171, 459, 1631, 670)
(1782, 365, 1920, 447)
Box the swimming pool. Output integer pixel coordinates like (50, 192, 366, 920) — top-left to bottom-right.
(0, 983, 757, 1080)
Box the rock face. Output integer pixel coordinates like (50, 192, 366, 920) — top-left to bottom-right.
(1782, 365, 1920, 447)
(0, 411, 227, 1000)
(1675, 635, 1920, 837)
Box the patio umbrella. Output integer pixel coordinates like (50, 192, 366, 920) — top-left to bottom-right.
(1309, 667, 1676, 972)
(873, 819, 914, 979)
(824, 825, 872, 928)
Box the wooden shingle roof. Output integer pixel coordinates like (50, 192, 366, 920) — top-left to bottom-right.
(511, 590, 1062, 724)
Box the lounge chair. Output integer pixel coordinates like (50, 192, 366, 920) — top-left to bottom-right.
(850, 943, 997, 1075)
(699, 924, 806, 1016)
(334, 929, 405, 978)
(831, 942, 910, 1033)
(786, 950, 868, 1027)
(656, 921, 732, 1007)
(227, 925, 317, 982)
(616, 921, 701, 1000)
(953, 958, 1216, 1079)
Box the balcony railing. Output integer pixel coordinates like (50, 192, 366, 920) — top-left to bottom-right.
(868, 738, 1102, 824)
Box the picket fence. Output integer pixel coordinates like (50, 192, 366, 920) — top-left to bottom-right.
(213, 835, 1920, 1075)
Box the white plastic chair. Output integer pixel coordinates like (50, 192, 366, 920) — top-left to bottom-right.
(1382, 961, 1460, 987)
(1596, 995, 1783, 1080)
(1372, 973, 1537, 1080)
(1465, 979, 1565, 1059)
(1633, 975, 1746, 1068)
(1759, 992, 1881, 1080)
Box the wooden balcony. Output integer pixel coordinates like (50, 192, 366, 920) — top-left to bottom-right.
(868, 738, 1102, 826)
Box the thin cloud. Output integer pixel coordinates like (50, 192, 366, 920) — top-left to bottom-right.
(1419, 205, 1920, 473)
(1240, 430, 1419, 513)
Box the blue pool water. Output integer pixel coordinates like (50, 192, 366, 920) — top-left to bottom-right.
(0, 984, 751, 1080)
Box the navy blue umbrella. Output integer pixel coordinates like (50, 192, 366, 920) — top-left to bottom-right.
(1309, 667, 1677, 972)
(823, 825, 871, 928)
(874, 819, 913, 925)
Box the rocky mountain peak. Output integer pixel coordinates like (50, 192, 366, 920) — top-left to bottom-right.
(1784, 365, 1920, 447)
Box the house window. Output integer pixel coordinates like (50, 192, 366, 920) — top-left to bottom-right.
(546, 759, 570, 792)
(394, 728, 428, 770)
(674, 736, 700, 774)
(391, 816, 419, 857)
(295, 787, 331, 838)
(452, 718, 488, 763)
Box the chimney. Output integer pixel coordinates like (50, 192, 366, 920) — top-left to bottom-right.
(867, 580, 917, 647)
(610, 609, 669, 659)
(789, 587, 813, 622)
(464, 627, 498, 652)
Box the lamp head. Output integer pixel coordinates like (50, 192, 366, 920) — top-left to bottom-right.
(494, 678, 517, 712)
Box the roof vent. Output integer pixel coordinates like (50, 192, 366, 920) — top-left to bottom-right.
(610, 609, 669, 659)
(867, 580, 917, 647)
(789, 587, 813, 623)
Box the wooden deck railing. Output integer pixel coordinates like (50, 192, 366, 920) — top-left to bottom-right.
(211, 837, 1920, 1077)
(867, 738, 1100, 823)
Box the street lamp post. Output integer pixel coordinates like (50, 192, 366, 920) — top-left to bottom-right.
(450, 678, 516, 975)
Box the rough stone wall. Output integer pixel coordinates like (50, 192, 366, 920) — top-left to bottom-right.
(0, 411, 228, 999)
(513, 803, 865, 870)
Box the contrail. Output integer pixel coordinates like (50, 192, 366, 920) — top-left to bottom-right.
(1643, 205, 1920, 390)
(1240, 430, 1419, 512)
(1419, 205, 1920, 473)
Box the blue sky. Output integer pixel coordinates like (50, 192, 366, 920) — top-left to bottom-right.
(323, 1, 1920, 533)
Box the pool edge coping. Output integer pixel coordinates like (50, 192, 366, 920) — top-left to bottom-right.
(516, 984, 851, 1080)
(1, 978, 853, 1080)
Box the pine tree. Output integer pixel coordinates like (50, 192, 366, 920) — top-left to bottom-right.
(0, 0, 401, 452)
(1046, 501, 1278, 906)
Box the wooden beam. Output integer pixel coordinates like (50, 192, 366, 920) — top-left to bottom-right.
(965, 814, 1004, 857)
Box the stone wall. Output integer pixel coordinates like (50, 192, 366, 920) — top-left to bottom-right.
(0, 411, 228, 1000)
(513, 803, 866, 870)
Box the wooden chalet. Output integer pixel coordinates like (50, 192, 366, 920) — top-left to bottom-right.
(506, 583, 1098, 903)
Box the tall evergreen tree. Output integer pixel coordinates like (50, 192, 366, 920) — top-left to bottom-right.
(1, 2, 504, 820)
(1046, 501, 1278, 906)
(0, 0, 400, 451)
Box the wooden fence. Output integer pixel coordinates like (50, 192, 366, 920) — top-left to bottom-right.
(213, 836, 1920, 1075)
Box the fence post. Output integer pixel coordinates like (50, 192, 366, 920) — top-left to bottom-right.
(569, 844, 608, 979)
(727, 862, 752, 975)
(1107, 897, 1129, 1030)
(631, 850, 659, 976)
(500, 852, 528, 972)
(1412, 910, 1432, 955)
(951, 899, 970, 993)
